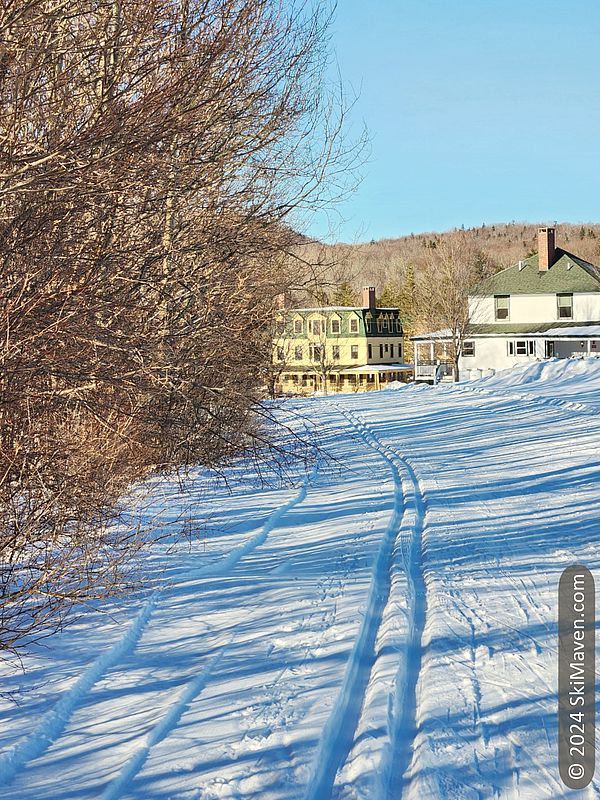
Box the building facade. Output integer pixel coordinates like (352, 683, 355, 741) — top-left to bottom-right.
(273, 287, 412, 394)
(413, 227, 600, 382)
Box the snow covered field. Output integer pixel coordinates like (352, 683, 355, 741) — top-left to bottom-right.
(1, 358, 599, 800)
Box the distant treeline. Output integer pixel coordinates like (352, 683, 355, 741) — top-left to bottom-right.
(289, 222, 600, 358)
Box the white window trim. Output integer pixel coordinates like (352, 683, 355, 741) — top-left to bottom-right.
(494, 295, 510, 321)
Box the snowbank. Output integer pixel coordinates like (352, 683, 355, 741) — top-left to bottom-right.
(459, 357, 600, 411)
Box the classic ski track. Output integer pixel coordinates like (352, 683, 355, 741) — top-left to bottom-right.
(192, 461, 319, 578)
(303, 404, 429, 800)
(0, 592, 158, 788)
(99, 649, 226, 800)
(0, 461, 319, 790)
(369, 419, 429, 800)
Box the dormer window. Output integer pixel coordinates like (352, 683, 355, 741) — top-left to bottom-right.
(494, 295, 510, 320)
(309, 318, 325, 335)
(293, 318, 303, 334)
(349, 317, 359, 334)
(557, 293, 573, 319)
(331, 318, 340, 334)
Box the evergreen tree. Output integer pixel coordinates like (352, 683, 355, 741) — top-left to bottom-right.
(331, 281, 359, 306)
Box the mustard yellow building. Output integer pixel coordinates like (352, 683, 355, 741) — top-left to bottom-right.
(273, 287, 413, 395)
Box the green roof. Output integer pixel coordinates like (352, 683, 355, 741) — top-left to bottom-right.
(411, 320, 600, 339)
(466, 321, 600, 335)
(473, 249, 600, 295)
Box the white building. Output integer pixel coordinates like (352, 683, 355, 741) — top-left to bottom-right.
(413, 227, 600, 382)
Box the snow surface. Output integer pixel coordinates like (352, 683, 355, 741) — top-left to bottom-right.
(1, 359, 600, 799)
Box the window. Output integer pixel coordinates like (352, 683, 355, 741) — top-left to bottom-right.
(377, 316, 389, 332)
(276, 347, 284, 361)
(368, 344, 372, 359)
(557, 293, 573, 319)
(384, 344, 389, 352)
(311, 344, 323, 362)
(509, 340, 535, 356)
(395, 319, 402, 332)
(349, 317, 359, 333)
(463, 340, 475, 357)
(332, 345, 340, 360)
(331, 318, 340, 334)
(309, 318, 325, 335)
(397, 343, 402, 358)
(494, 295, 510, 320)
(293, 319, 303, 334)
(379, 344, 384, 358)
(276, 319, 285, 334)
(351, 345, 359, 359)
(294, 346, 303, 360)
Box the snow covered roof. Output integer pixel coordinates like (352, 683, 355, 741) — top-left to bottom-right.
(412, 322, 600, 340)
(542, 324, 600, 337)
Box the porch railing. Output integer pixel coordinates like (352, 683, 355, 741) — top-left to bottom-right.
(415, 361, 453, 381)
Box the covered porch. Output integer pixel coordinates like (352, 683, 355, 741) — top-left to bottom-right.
(412, 332, 455, 383)
(335, 363, 414, 392)
(276, 362, 414, 395)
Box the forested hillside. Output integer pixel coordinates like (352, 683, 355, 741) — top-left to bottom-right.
(293, 222, 600, 357)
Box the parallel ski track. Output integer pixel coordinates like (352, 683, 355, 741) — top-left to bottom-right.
(0, 461, 319, 791)
(0, 593, 158, 787)
(303, 405, 428, 800)
(99, 650, 226, 800)
(376, 430, 429, 800)
(192, 462, 319, 578)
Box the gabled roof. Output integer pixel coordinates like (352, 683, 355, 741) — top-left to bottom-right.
(472, 249, 600, 296)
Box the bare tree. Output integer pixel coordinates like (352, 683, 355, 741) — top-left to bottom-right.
(418, 233, 493, 381)
(0, 0, 363, 652)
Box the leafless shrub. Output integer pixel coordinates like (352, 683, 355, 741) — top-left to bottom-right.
(0, 0, 362, 652)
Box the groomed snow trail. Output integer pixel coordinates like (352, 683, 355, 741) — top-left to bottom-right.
(303, 404, 430, 800)
(2, 360, 600, 800)
(191, 461, 319, 578)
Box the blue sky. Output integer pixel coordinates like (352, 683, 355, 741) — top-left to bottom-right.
(310, 0, 600, 243)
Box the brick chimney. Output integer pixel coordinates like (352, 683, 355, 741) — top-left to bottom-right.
(275, 292, 287, 309)
(362, 286, 376, 309)
(538, 227, 556, 271)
